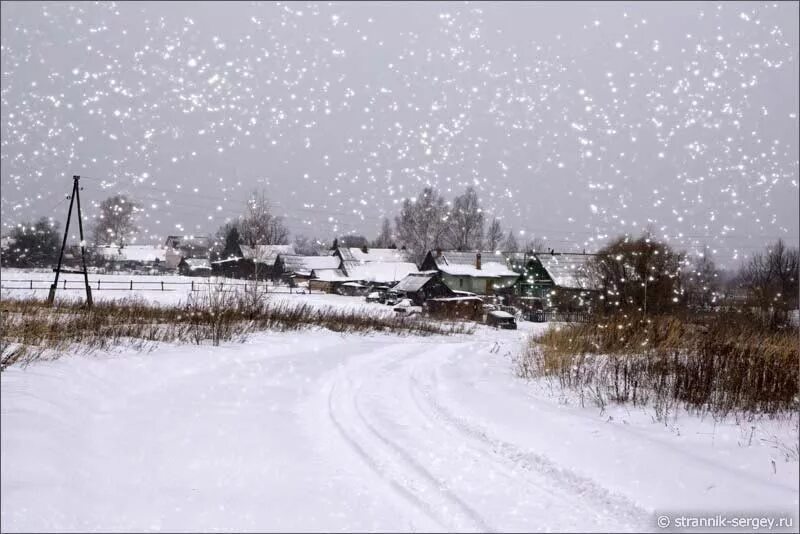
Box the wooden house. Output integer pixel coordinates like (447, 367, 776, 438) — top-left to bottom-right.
(95, 245, 168, 273)
(165, 235, 211, 269)
(391, 271, 453, 306)
(211, 244, 295, 280)
(274, 254, 340, 283)
(333, 246, 419, 286)
(178, 257, 212, 277)
(509, 252, 598, 312)
(419, 250, 519, 295)
(308, 268, 357, 293)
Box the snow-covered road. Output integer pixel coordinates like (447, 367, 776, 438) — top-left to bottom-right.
(2, 326, 798, 532)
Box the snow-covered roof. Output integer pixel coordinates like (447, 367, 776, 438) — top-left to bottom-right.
(182, 258, 212, 270)
(392, 272, 437, 293)
(165, 236, 211, 249)
(310, 268, 355, 282)
(431, 251, 518, 278)
(341, 281, 367, 287)
(338, 247, 413, 263)
(534, 253, 597, 290)
(211, 257, 241, 264)
(240, 244, 295, 265)
(344, 262, 419, 284)
(428, 296, 484, 302)
(279, 254, 340, 275)
(96, 245, 167, 263)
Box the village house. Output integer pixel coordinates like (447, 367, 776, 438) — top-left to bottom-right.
(211, 244, 295, 280)
(391, 271, 454, 306)
(308, 268, 357, 293)
(510, 252, 598, 312)
(178, 257, 213, 277)
(239, 244, 295, 279)
(164, 236, 212, 269)
(274, 254, 340, 284)
(94, 244, 168, 273)
(333, 246, 419, 286)
(419, 250, 519, 295)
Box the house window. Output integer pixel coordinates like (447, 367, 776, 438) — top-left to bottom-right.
(459, 278, 463, 288)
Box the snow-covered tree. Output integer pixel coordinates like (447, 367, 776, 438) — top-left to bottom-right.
(239, 190, 289, 246)
(486, 218, 503, 252)
(447, 186, 484, 251)
(394, 186, 450, 262)
(92, 194, 140, 247)
(372, 218, 394, 248)
(503, 229, 519, 252)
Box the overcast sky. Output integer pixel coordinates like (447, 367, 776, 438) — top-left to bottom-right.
(1, 1, 797, 267)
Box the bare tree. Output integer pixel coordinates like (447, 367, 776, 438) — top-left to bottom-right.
(738, 239, 799, 326)
(523, 237, 546, 253)
(503, 229, 519, 252)
(394, 186, 450, 262)
(682, 246, 720, 310)
(293, 234, 326, 255)
(486, 218, 504, 252)
(338, 234, 369, 248)
(372, 217, 394, 248)
(588, 233, 685, 315)
(447, 186, 484, 251)
(92, 194, 141, 247)
(239, 190, 290, 246)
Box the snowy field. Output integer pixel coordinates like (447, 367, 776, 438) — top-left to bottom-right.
(0, 268, 394, 314)
(1, 308, 798, 532)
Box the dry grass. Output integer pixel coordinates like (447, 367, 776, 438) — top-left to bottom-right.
(0, 289, 473, 369)
(516, 312, 799, 418)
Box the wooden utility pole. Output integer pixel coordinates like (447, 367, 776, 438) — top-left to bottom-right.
(48, 175, 93, 308)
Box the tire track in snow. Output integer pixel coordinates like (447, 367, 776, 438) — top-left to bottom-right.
(352, 380, 494, 533)
(326, 380, 447, 530)
(323, 343, 493, 533)
(407, 343, 652, 530)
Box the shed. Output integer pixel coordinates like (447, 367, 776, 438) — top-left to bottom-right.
(391, 271, 453, 306)
(178, 257, 212, 277)
(274, 254, 340, 281)
(424, 296, 484, 321)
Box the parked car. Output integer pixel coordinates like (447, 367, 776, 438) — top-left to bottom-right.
(382, 290, 401, 305)
(366, 291, 382, 303)
(394, 298, 422, 316)
(486, 310, 517, 329)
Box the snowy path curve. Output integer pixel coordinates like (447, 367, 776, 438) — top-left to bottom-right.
(316, 338, 650, 533)
(2, 328, 797, 532)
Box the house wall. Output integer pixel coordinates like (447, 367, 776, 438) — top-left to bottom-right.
(440, 274, 489, 294)
(166, 249, 182, 269)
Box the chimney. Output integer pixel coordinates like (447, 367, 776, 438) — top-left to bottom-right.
(476, 253, 482, 270)
(436, 248, 442, 258)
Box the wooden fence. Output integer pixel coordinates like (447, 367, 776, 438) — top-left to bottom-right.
(527, 310, 591, 323)
(0, 279, 303, 294)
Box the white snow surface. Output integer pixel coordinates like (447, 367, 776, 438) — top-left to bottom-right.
(2, 317, 798, 532)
